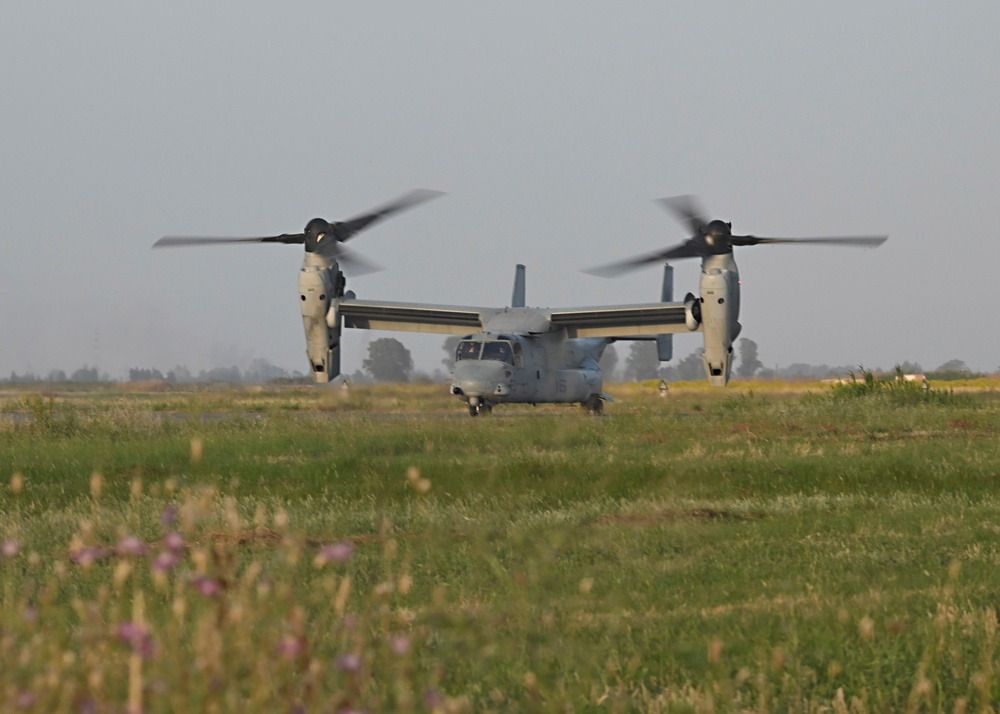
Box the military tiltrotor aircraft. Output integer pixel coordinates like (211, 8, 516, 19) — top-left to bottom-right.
(154, 190, 886, 415)
(586, 195, 887, 386)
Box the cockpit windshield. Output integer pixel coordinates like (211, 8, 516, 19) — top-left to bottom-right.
(481, 341, 513, 364)
(456, 341, 482, 361)
(455, 340, 515, 364)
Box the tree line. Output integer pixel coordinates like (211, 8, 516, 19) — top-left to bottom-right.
(1, 337, 985, 386)
(616, 338, 984, 382)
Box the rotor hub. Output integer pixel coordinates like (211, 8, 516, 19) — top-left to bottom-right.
(304, 218, 336, 252)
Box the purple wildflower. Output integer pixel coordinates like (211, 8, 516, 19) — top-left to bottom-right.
(160, 504, 178, 527)
(115, 622, 154, 658)
(116, 535, 146, 557)
(15, 690, 35, 709)
(1, 540, 17, 558)
(423, 689, 444, 709)
(277, 634, 306, 660)
(152, 551, 180, 573)
(193, 576, 222, 598)
(71, 546, 110, 566)
(336, 653, 362, 673)
(389, 635, 410, 656)
(319, 542, 353, 564)
(163, 531, 184, 555)
(22, 605, 37, 623)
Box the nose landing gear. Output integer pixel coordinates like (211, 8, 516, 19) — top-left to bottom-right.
(468, 397, 493, 417)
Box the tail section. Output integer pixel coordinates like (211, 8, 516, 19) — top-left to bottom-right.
(511, 264, 526, 308)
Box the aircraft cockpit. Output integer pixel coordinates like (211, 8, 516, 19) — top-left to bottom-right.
(456, 336, 519, 365)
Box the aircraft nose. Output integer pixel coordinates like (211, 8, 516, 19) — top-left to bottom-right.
(452, 361, 510, 397)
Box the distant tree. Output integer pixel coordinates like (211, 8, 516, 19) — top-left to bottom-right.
(46, 369, 67, 383)
(674, 348, 705, 381)
(71, 365, 100, 383)
(7, 371, 40, 384)
(412, 370, 446, 384)
(599, 344, 619, 381)
(623, 342, 660, 381)
(781, 363, 821, 379)
(928, 359, 978, 381)
(736, 338, 763, 378)
(935, 359, 969, 373)
(244, 358, 289, 383)
(897, 361, 923, 374)
(198, 366, 242, 383)
(363, 338, 414, 383)
(166, 365, 193, 384)
(441, 336, 461, 372)
(129, 367, 164, 382)
(349, 369, 373, 385)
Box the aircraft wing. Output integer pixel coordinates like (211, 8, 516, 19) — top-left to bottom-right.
(548, 302, 696, 338)
(334, 298, 494, 335)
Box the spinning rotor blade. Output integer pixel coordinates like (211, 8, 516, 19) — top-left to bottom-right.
(731, 235, 888, 247)
(153, 234, 305, 248)
(322, 245, 383, 277)
(584, 242, 702, 278)
(585, 193, 888, 278)
(655, 195, 709, 236)
(333, 188, 445, 242)
(153, 188, 444, 276)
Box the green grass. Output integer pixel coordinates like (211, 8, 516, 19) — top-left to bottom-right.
(3, 382, 1000, 711)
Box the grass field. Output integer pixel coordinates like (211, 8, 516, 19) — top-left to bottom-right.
(2, 379, 1000, 712)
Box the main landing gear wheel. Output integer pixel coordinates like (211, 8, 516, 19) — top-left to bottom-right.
(583, 395, 604, 415)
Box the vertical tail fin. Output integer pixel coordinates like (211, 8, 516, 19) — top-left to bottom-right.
(511, 264, 526, 308)
(656, 263, 673, 361)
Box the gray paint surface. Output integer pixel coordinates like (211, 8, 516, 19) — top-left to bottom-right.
(1, 2, 998, 377)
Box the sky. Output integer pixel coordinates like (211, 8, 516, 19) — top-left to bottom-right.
(2, 1, 999, 379)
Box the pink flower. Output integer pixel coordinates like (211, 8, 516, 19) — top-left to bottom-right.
(152, 551, 180, 573)
(336, 653, 361, 673)
(15, 690, 35, 709)
(389, 635, 410, 656)
(277, 635, 306, 660)
(424, 689, 444, 709)
(71, 546, 110, 565)
(163, 531, 184, 554)
(1, 540, 17, 558)
(192, 576, 222, 598)
(116, 535, 146, 557)
(116, 622, 154, 658)
(160, 504, 178, 527)
(319, 542, 353, 564)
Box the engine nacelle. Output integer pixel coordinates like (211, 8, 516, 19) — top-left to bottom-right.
(684, 292, 702, 331)
(699, 267, 735, 387)
(299, 255, 343, 382)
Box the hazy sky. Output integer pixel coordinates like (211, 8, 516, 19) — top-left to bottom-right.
(2, 2, 999, 379)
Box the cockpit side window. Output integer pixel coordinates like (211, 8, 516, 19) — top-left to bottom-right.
(456, 341, 482, 361)
(481, 341, 513, 364)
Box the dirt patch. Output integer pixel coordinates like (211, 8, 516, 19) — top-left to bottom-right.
(594, 508, 760, 526)
(208, 527, 284, 545)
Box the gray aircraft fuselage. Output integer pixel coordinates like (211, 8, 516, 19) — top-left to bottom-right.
(449, 326, 606, 412)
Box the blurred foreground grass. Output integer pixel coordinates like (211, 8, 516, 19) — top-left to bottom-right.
(2, 380, 1000, 711)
